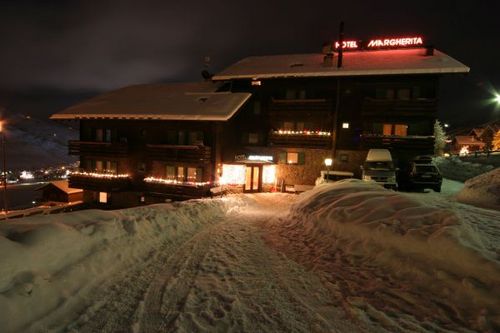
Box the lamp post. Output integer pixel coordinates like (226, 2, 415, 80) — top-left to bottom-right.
(324, 158, 333, 183)
(0, 121, 6, 214)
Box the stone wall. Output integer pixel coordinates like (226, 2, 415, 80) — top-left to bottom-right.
(276, 149, 331, 186)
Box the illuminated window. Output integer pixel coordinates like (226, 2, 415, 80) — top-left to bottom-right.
(394, 124, 408, 136)
(342, 122, 350, 129)
(95, 160, 103, 171)
(287, 152, 299, 164)
(383, 124, 393, 136)
(283, 122, 294, 130)
(99, 192, 108, 204)
(177, 166, 185, 181)
(105, 161, 117, 174)
(187, 167, 202, 182)
(166, 165, 176, 180)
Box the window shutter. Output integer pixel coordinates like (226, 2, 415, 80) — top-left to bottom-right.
(298, 152, 305, 165)
(278, 152, 287, 164)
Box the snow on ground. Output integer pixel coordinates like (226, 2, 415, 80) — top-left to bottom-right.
(434, 156, 495, 182)
(456, 168, 500, 211)
(265, 180, 500, 332)
(1, 183, 499, 332)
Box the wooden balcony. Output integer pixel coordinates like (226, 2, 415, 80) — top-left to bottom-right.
(69, 172, 131, 191)
(68, 141, 128, 157)
(269, 98, 332, 118)
(143, 181, 211, 200)
(146, 145, 212, 164)
(362, 98, 437, 117)
(268, 131, 332, 149)
(360, 135, 434, 152)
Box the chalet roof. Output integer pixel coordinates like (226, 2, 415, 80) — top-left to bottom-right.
(454, 136, 486, 146)
(37, 180, 83, 194)
(212, 48, 470, 80)
(51, 82, 251, 121)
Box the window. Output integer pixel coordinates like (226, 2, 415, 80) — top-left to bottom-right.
(296, 122, 305, 131)
(342, 122, 350, 129)
(279, 152, 305, 165)
(187, 167, 201, 182)
(285, 89, 296, 100)
(95, 128, 104, 142)
(412, 86, 421, 99)
(166, 130, 177, 144)
(99, 192, 108, 204)
(188, 131, 204, 145)
(253, 101, 261, 115)
(386, 89, 395, 100)
(137, 162, 146, 172)
(397, 89, 410, 100)
(298, 89, 306, 99)
(95, 160, 103, 171)
(104, 129, 112, 142)
(394, 124, 408, 136)
(383, 124, 393, 136)
(105, 161, 117, 173)
(177, 166, 185, 182)
(166, 165, 176, 180)
(248, 132, 259, 144)
(283, 122, 294, 130)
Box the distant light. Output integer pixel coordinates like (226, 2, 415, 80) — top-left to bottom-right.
(251, 80, 262, 86)
(324, 158, 333, 167)
(342, 122, 350, 129)
(20, 171, 34, 180)
(494, 93, 500, 104)
(444, 123, 449, 128)
(32, 201, 36, 205)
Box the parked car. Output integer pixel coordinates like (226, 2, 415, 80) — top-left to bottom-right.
(361, 149, 398, 190)
(400, 156, 442, 192)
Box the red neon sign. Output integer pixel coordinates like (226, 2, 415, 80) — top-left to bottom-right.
(334, 40, 359, 49)
(367, 36, 424, 48)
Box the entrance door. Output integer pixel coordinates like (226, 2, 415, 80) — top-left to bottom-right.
(244, 165, 261, 192)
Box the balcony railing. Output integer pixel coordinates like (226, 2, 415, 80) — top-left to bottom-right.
(361, 98, 437, 116)
(268, 130, 332, 149)
(68, 141, 128, 157)
(360, 134, 434, 151)
(269, 98, 332, 118)
(69, 171, 131, 191)
(143, 177, 211, 199)
(146, 145, 212, 164)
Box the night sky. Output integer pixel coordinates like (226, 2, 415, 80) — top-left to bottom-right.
(1, 0, 499, 126)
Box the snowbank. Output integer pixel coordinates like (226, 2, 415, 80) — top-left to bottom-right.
(457, 168, 500, 210)
(434, 156, 495, 182)
(0, 197, 238, 332)
(284, 180, 500, 331)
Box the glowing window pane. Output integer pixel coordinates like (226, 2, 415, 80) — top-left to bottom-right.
(99, 192, 108, 203)
(383, 124, 392, 136)
(287, 152, 299, 164)
(220, 164, 245, 185)
(263, 165, 276, 184)
(394, 124, 408, 136)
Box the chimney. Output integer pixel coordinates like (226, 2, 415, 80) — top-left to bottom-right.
(337, 21, 344, 68)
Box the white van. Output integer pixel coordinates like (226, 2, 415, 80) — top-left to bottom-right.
(361, 149, 397, 190)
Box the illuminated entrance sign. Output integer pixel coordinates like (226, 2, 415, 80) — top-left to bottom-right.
(248, 155, 273, 162)
(333, 36, 424, 51)
(367, 36, 423, 48)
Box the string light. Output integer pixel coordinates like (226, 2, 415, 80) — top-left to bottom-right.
(71, 171, 130, 179)
(274, 130, 331, 136)
(144, 176, 210, 187)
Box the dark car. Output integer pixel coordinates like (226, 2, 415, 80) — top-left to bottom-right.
(407, 163, 442, 192)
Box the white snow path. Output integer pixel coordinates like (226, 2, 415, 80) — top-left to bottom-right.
(26, 194, 368, 333)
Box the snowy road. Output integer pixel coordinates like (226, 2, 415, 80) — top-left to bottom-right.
(27, 195, 363, 333)
(2, 182, 498, 332)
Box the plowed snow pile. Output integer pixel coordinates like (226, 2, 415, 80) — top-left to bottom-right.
(0, 198, 234, 332)
(272, 179, 500, 331)
(457, 168, 500, 210)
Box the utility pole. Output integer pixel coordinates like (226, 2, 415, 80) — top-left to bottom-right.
(1, 121, 7, 215)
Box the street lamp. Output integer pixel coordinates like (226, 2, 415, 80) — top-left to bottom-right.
(0, 121, 6, 214)
(324, 158, 333, 183)
(494, 93, 500, 105)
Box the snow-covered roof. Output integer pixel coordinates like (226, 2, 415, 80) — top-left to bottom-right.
(213, 48, 470, 80)
(37, 180, 83, 194)
(51, 82, 251, 121)
(454, 136, 485, 146)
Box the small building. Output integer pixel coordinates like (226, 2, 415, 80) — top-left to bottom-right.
(37, 180, 84, 203)
(452, 136, 485, 154)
